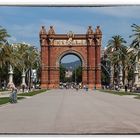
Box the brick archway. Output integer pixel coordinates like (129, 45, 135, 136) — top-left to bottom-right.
(56, 50, 86, 67)
(57, 50, 85, 86)
(40, 25, 102, 89)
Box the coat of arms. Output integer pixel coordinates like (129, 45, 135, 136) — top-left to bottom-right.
(67, 31, 74, 46)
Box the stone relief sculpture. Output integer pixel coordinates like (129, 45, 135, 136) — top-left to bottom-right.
(48, 26, 55, 45)
(67, 31, 74, 46)
(67, 38, 73, 46)
(96, 38, 101, 45)
(53, 39, 87, 46)
(49, 39, 54, 46)
(88, 38, 93, 45)
(42, 39, 46, 46)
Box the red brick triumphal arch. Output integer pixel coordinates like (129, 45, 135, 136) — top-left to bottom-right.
(40, 25, 102, 89)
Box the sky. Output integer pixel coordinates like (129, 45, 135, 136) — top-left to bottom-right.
(0, 6, 140, 62)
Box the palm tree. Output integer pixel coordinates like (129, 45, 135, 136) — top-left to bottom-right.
(0, 26, 10, 44)
(125, 49, 135, 85)
(122, 48, 135, 86)
(130, 24, 140, 86)
(0, 26, 10, 67)
(14, 43, 30, 87)
(0, 26, 11, 88)
(25, 45, 40, 90)
(106, 35, 127, 86)
(130, 24, 140, 50)
(13, 43, 39, 89)
(0, 26, 40, 89)
(7, 44, 24, 87)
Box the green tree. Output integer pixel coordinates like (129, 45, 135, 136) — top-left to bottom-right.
(0, 26, 10, 67)
(106, 35, 127, 85)
(0, 26, 10, 87)
(0, 26, 10, 45)
(0, 26, 40, 88)
(101, 55, 110, 86)
(130, 24, 140, 50)
(60, 64, 66, 82)
(72, 66, 82, 83)
(13, 43, 40, 89)
(129, 24, 140, 86)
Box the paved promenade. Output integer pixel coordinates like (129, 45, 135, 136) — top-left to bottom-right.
(0, 89, 140, 134)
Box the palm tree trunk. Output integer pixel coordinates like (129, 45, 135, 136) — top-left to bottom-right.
(110, 63, 114, 87)
(28, 68, 32, 91)
(124, 67, 128, 86)
(29, 68, 32, 91)
(0, 77, 1, 89)
(134, 54, 139, 87)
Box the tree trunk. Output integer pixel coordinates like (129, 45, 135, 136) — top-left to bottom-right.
(124, 67, 128, 86)
(28, 68, 32, 91)
(110, 63, 114, 87)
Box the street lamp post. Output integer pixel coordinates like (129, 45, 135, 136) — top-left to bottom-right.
(134, 50, 139, 87)
(75, 65, 76, 85)
(118, 61, 123, 87)
(21, 68, 26, 87)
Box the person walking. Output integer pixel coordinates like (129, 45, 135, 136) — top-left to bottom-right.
(10, 87, 18, 103)
(125, 85, 128, 92)
(86, 85, 88, 91)
(22, 85, 25, 93)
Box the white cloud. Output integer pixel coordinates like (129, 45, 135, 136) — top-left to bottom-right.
(40, 19, 87, 34)
(6, 19, 89, 47)
(6, 24, 39, 47)
(9, 18, 87, 40)
(8, 36, 17, 43)
(11, 24, 38, 38)
(83, 6, 140, 19)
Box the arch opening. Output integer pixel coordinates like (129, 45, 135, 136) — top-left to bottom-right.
(59, 53, 83, 89)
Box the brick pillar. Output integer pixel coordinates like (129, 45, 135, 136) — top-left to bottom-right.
(40, 26, 49, 89)
(87, 38, 95, 89)
(95, 26, 102, 89)
(82, 67, 88, 86)
(55, 68, 60, 88)
(49, 67, 59, 88)
(96, 46, 101, 88)
(41, 47, 49, 88)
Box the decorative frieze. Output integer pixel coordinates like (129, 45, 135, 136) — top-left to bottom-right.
(53, 39, 87, 46)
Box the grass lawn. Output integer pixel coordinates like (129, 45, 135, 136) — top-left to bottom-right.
(0, 89, 8, 92)
(18, 89, 47, 96)
(99, 89, 139, 96)
(0, 97, 24, 105)
(134, 96, 140, 99)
